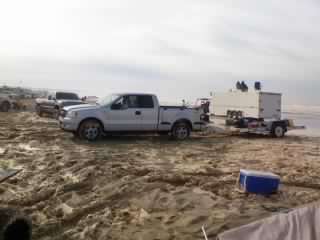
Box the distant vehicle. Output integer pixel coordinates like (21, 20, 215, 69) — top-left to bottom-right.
(0, 94, 11, 112)
(0, 94, 28, 112)
(81, 96, 99, 104)
(35, 91, 84, 118)
(59, 93, 206, 141)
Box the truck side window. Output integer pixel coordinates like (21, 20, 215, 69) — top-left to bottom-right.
(111, 97, 127, 110)
(138, 95, 154, 108)
(124, 95, 139, 108)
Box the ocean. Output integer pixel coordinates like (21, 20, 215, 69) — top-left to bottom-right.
(284, 107, 320, 137)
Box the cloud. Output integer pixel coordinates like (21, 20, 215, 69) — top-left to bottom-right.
(0, 0, 319, 104)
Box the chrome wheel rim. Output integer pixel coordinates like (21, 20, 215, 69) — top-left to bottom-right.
(84, 124, 99, 140)
(176, 126, 188, 139)
(275, 126, 283, 137)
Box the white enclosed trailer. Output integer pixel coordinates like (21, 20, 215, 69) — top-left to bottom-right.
(208, 90, 304, 137)
(211, 91, 282, 119)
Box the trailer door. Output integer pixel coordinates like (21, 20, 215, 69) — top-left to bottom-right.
(259, 93, 282, 119)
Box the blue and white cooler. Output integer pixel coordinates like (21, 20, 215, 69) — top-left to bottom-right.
(238, 169, 280, 195)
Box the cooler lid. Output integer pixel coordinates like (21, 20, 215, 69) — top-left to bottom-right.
(240, 169, 280, 180)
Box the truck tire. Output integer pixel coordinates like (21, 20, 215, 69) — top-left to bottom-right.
(0, 208, 32, 240)
(35, 105, 43, 117)
(272, 125, 285, 138)
(53, 109, 60, 120)
(226, 110, 231, 118)
(0, 101, 10, 112)
(171, 122, 191, 140)
(78, 119, 102, 141)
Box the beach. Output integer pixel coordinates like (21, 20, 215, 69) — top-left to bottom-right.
(0, 111, 319, 239)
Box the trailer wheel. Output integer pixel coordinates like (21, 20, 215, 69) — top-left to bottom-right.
(272, 125, 285, 138)
(0, 208, 32, 240)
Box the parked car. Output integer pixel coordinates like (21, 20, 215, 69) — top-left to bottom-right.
(35, 91, 84, 118)
(59, 93, 206, 141)
(0, 94, 11, 112)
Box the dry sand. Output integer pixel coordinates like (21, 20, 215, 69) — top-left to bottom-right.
(0, 112, 320, 239)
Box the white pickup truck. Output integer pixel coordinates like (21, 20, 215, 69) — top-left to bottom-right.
(59, 93, 206, 141)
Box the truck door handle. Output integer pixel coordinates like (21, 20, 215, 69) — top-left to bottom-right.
(135, 111, 141, 115)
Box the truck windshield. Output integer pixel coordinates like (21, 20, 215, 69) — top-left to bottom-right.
(56, 92, 79, 100)
(98, 94, 120, 106)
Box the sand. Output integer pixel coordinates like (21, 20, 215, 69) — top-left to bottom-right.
(0, 112, 320, 239)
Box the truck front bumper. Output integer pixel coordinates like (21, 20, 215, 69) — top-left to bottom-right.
(59, 117, 79, 132)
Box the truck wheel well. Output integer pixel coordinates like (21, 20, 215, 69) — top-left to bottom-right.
(172, 119, 192, 131)
(78, 118, 104, 132)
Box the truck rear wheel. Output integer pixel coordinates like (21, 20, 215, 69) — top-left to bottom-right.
(0, 101, 10, 112)
(35, 105, 43, 117)
(272, 125, 285, 138)
(0, 208, 32, 240)
(172, 122, 190, 140)
(53, 109, 60, 120)
(78, 119, 102, 141)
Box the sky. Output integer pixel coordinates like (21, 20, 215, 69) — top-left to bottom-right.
(0, 0, 319, 105)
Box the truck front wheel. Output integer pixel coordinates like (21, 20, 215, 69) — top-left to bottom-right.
(272, 125, 285, 138)
(35, 105, 43, 117)
(78, 119, 102, 141)
(171, 122, 191, 140)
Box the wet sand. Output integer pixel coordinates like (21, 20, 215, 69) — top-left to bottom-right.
(0, 112, 320, 239)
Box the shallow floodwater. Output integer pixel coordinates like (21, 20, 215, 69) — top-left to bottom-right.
(284, 110, 320, 137)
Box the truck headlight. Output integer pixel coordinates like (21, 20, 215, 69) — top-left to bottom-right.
(67, 111, 78, 118)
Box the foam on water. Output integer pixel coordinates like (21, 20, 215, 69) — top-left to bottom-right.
(283, 105, 320, 137)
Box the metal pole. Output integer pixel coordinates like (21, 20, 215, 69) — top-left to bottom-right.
(202, 226, 209, 240)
